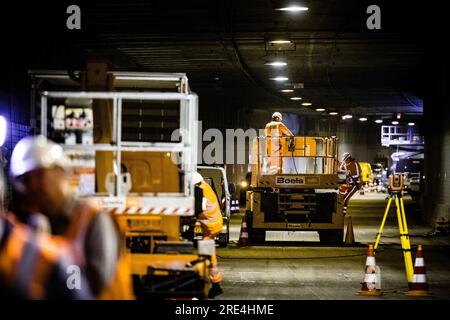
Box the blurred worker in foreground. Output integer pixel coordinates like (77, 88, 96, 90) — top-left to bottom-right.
(0, 169, 92, 299)
(192, 172, 223, 298)
(338, 152, 362, 215)
(9, 135, 134, 299)
(265, 112, 294, 174)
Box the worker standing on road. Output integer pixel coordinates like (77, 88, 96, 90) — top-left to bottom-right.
(0, 170, 92, 299)
(192, 172, 224, 298)
(265, 112, 294, 174)
(338, 152, 362, 215)
(9, 135, 134, 299)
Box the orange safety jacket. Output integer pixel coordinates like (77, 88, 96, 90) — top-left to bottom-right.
(64, 199, 134, 300)
(0, 213, 92, 299)
(198, 181, 223, 237)
(339, 160, 362, 187)
(265, 121, 293, 139)
(265, 121, 294, 172)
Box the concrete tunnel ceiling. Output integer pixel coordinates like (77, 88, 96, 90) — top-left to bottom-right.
(69, 0, 425, 118)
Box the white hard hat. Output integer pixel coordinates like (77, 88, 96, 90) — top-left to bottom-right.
(190, 171, 204, 185)
(342, 152, 351, 161)
(272, 112, 282, 120)
(10, 135, 69, 179)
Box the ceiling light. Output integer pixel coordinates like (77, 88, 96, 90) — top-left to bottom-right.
(359, 117, 368, 122)
(392, 121, 399, 125)
(276, 6, 309, 12)
(315, 108, 325, 112)
(290, 97, 302, 100)
(265, 61, 287, 67)
(281, 89, 294, 93)
(396, 113, 401, 120)
(408, 122, 415, 126)
(270, 76, 289, 81)
(375, 119, 383, 124)
(301, 102, 312, 106)
(329, 112, 338, 115)
(269, 40, 292, 44)
(342, 115, 353, 120)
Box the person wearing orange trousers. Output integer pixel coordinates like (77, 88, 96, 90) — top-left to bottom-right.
(191, 171, 223, 298)
(265, 112, 294, 174)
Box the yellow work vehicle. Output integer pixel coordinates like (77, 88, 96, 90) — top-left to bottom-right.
(196, 165, 237, 247)
(246, 136, 345, 244)
(359, 162, 374, 184)
(31, 68, 213, 299)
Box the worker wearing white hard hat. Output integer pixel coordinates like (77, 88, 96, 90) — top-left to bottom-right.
(271, 112, 283, 121)
(9, 135, 134, 299)
(10, 135, 72, 222)
(265, 112, 294, 174)
(191, 171, 224, 298)
(338, 152, 362, 215)
(0, 164, 93, 299)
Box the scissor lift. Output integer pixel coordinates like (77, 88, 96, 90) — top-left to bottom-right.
(246, 136, 345, 244)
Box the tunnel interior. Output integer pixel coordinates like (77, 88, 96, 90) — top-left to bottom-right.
(1, 1, 447, 226)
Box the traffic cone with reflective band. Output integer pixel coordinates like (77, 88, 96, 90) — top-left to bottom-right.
(359, 244, 382, 296)
(407, 244, 430, 296)
(344, 216, 355, 245)
(238, 214, 249, 246)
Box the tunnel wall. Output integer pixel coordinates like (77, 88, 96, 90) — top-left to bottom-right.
(422, 50, 450, 226)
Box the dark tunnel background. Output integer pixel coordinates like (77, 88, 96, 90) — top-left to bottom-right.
(0, 1, 448, 225)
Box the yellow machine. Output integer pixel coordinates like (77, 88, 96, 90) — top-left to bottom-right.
(359, 162, 373, 183)
(246, 136, 345, 244)
(31, 68, 212, 299)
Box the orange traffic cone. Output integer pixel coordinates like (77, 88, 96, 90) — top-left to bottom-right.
(407, 244, 430, 296)
(359, 244, 382, 296)
(238, 215, 249, 246)
(344, 216, 355, 245)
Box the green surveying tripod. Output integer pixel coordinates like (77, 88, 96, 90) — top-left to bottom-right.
(374, 175, 414, 283)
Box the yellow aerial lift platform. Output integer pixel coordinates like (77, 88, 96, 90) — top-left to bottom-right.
(246, 135, 345, 244)
(31, 69, 212, 299)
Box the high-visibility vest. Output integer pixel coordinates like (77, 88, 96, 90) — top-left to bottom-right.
(265, 121, 293, 171)
(340, 160, 362, 186)
(0, 213, 92, 299)
(265, 121, 292, 138)
(64, 199, 134, 300)
(198, 181, 223, 236)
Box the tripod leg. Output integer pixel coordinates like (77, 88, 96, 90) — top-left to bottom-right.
(374, 196, 392, 251)
(395, 196, 414, 283)
(399, 197, 409, 234)
(399, 197, 414, 282)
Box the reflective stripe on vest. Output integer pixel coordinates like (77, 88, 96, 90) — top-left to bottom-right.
(0, 218, 29, 295)
(198, 182, 222, 226)
(266, 121, 281, 137)
(0, 215, 61, 299)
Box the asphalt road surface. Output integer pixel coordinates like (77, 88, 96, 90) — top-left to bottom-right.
(216, 193, 450, 300)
